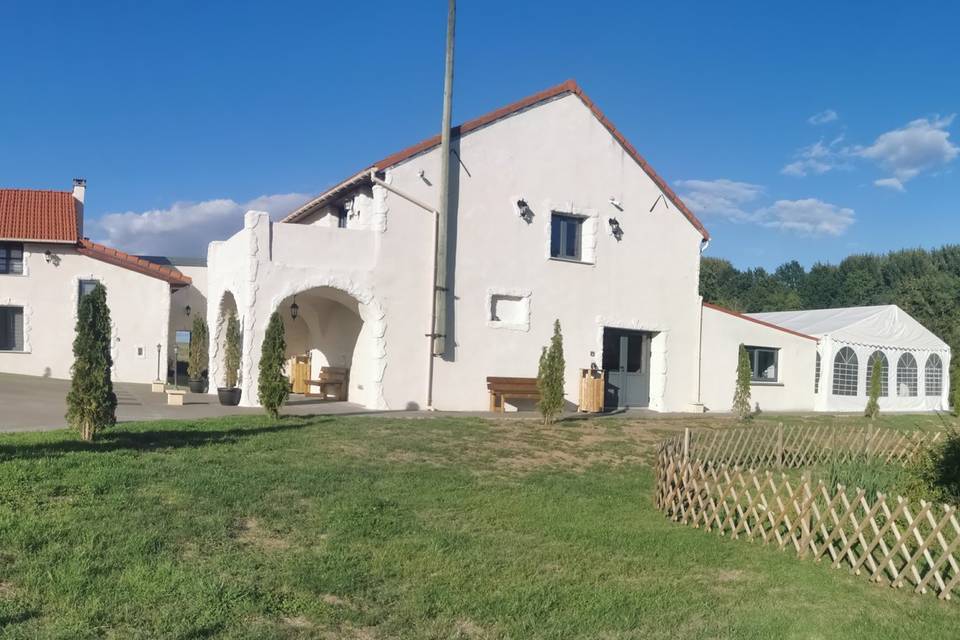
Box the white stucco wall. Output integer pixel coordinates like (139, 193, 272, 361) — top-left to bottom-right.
(206, 93, 706, 411)
(699, 305, 818, 413)
(385, 93, 705, 411)
(0, 243, 173, 383)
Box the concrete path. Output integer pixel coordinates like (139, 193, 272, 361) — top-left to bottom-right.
(0, 373, 369, 432)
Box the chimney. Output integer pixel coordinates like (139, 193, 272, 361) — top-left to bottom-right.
(73, 178, 86, 238)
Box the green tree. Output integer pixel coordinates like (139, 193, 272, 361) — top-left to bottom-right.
(187, 315, 209, 381)
(732, 344, 752, 421)
(865, 357, 882, 419)
(952, 362, 960, 418)
(258, 311, 289, 419)
(537, 319, 565, 424)
(66, 283, 117, 441)
(224, 312, 241, 388)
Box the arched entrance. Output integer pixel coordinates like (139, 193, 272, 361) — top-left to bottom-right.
(272, 285, 385, 409)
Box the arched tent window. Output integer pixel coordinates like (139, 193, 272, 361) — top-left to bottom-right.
(866, 351, 888, 397)
(925, 354, 943, 397)
(814, 352, 821, 393)
(832, 347, 858, 396)
(897, 353, 918, 397)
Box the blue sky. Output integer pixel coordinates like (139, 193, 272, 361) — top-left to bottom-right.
(2, 1, 957, 266)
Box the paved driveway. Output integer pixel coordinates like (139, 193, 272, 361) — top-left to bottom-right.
(0, 373, 367, 432)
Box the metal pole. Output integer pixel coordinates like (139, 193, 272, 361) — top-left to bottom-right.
(433, 0, 455, 357)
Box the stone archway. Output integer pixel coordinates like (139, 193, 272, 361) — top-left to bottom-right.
(210, 290, 240, 390)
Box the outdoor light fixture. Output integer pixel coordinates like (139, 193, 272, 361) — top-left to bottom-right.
(609, 217, 623, 241)
(43, 249, 60, 265)
(185, 305, 192, 316)
(516, 198, 533, 222)
(290, 296, 299, 320)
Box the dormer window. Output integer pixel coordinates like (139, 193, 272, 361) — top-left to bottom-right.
(0, 242, 23, 275)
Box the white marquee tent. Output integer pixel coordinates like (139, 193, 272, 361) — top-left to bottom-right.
(749, 305, 951, 412)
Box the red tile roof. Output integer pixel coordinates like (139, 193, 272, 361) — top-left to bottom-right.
(0, 189, 79, 243)
(285, 80, 709, 240)
(77, 239, 193, 288)
(703, 302, 819, 341)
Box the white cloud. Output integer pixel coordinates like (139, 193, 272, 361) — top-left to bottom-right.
(675, 178, 763, 223)
(781, 137, 848, 177)
(756, 199, 855, 236)
(808, 109, 839, 125)
(679, 178, 855, 237)
(873, 177, 905, 192)
(854, 114, 958, 190)
(90, 192, 311, 257)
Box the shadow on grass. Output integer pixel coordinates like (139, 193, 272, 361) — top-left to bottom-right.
(0, 418, 323, 461)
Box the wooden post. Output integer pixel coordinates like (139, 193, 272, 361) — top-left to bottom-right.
(777, 422, 784, 470)
(683, 428, 691, 464)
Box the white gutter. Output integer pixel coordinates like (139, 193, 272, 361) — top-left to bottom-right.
(368, 170, 441, 410)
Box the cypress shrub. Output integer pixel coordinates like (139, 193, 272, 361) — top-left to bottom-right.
(732, 344, 752, 421)
(66, 283, 117, 441)
(864, 357, 881, 419)
(537, 319, 565, 424)
(187, 315, 209, 381)
(224, 312, 241, 389)
(258, 311, 289, 419)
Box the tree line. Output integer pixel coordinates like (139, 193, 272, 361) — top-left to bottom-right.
(700, 245, 960, 364)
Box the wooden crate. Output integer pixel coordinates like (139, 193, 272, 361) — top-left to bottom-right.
(578, 368, 605, 413)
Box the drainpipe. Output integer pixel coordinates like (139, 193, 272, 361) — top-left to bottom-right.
(434, 0, 456, 359)
(369, 171, 440, 410)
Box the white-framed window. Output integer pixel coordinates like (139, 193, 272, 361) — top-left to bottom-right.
(866, 351, 889, 397)
(745, 346, 779, 382)
(897, 353, 918, 397)
(832, 347, 858, 396)
(925, 354, 943, 397)
(0, 242, 24, 275)
(550, 213, 583, 261)
(0, 306, 24, 351)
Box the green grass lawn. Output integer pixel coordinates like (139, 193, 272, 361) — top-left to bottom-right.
(1, 413, 959, 639)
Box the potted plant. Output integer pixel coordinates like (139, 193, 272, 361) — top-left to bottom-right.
(187, 315, 209, 393)
(218, 311, 242, 406)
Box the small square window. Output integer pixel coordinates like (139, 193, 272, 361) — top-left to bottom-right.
(0, 242, 24, 275)
(746, 346, 779, 382)
(550, 213, 583, 261)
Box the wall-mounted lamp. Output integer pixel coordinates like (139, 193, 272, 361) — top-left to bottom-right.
(44, 249, 60, 266)
(516, 198, 533, 223)
(609, 197, 623, 210)
(185, 305, 192, 316)
(290, 296, 299, 320)
(608, 217, 623, 241)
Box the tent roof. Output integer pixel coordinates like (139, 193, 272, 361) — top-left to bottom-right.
(747, 305, 950, 352)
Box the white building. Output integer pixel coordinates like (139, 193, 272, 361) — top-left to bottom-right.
(749, 306, 950, 412)
(0, 181, 203, 383)
(205, 80, 952, 414)
(207, 80, 712, 411)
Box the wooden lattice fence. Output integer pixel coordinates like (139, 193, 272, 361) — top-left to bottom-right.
(655, 425, 960, 600)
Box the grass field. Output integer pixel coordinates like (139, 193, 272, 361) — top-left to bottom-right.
(1, 412, 959, 638)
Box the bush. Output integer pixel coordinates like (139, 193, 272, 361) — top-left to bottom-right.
(66, 283, 117, 441)
(187, 315, 209, 380)
(905, 429, 960, 505)
(537, 319, 565, 424)
(864, 357, 881, 419)
(224, 312, 241, 389)
(258, 311, 289, 419)
(952, 361, 960, 417)
(732, 344, 752, 421)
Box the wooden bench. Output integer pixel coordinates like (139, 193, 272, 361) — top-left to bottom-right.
(486, 377, 540, 412)
(305, 367, 350, 401)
